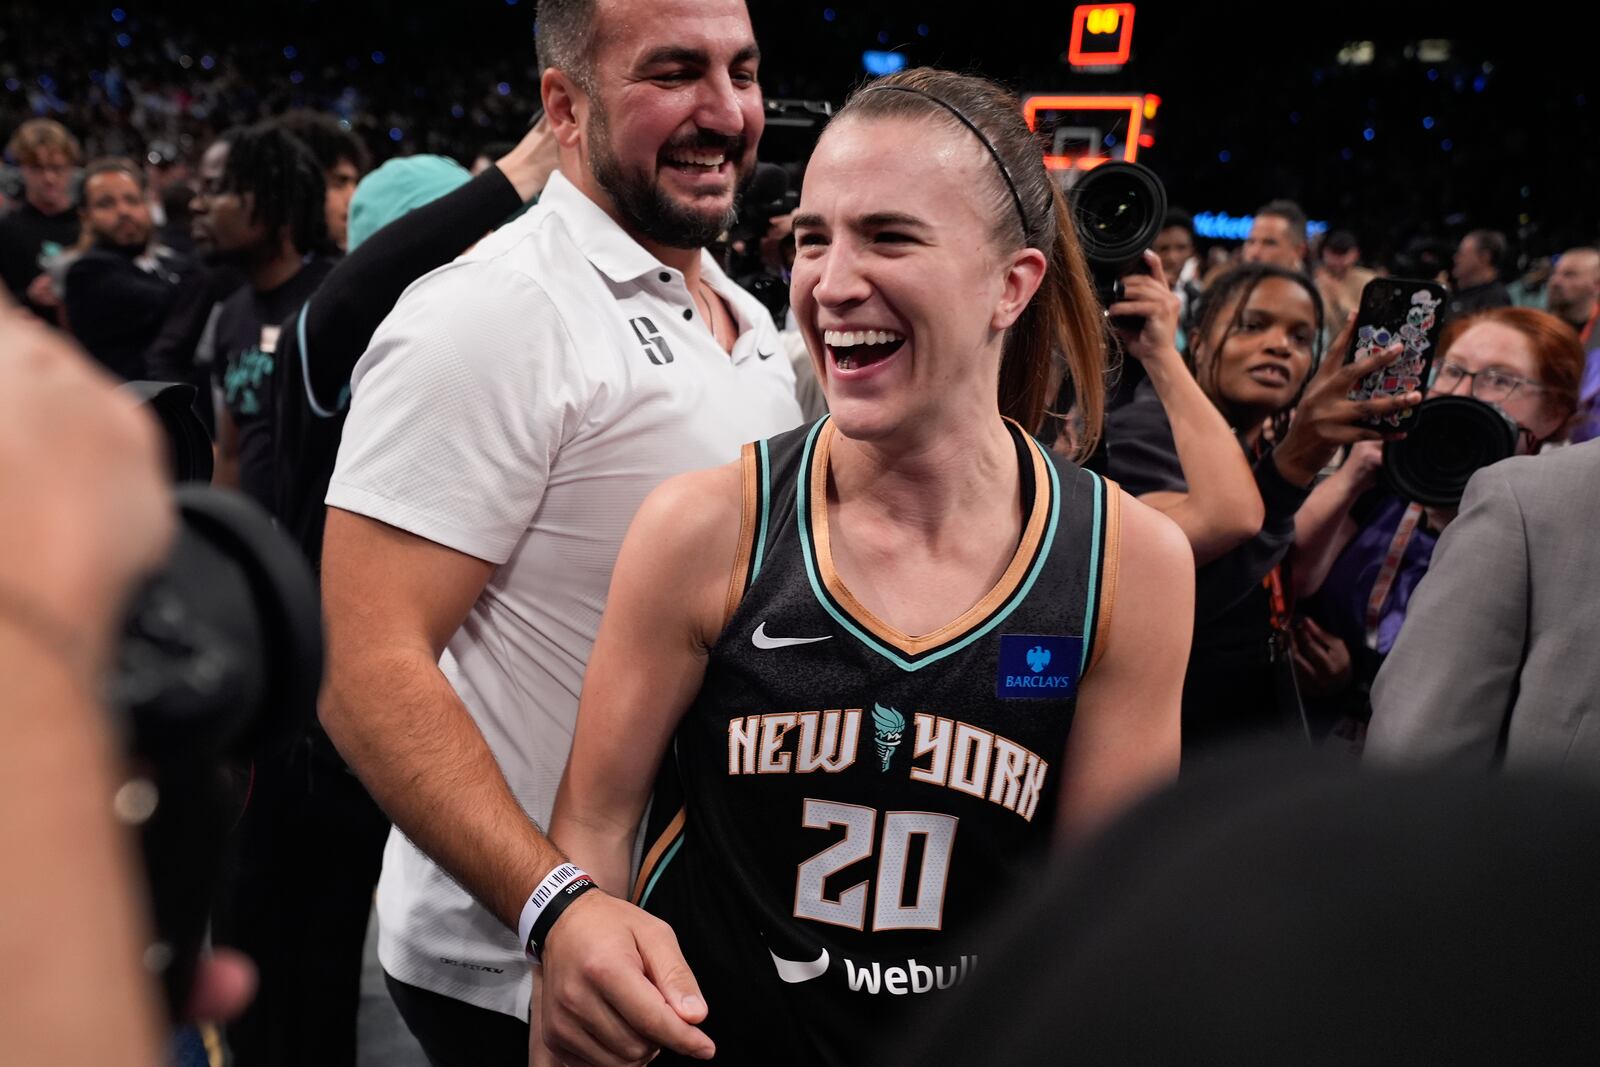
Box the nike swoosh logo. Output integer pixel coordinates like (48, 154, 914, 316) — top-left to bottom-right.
(757, 349, 776, 360)
(769, 946, 829, 983)
(752, 622, 832, 650)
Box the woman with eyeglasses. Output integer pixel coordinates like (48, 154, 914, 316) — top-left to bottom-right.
(1290, 306, 1585, 748)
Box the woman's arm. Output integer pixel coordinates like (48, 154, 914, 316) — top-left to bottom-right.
(1053, 493, 1192, 844)
(537, 462, 744, 1067)
(1108, 253, 1265, 564)
(1289, 440, 1383, 599)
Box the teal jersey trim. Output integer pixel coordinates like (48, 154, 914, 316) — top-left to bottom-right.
(796, 418, 1064, 673)
(1078, 471, 1105, 676)
(751, 438, 773, 583)
(637, 834, 685, 910)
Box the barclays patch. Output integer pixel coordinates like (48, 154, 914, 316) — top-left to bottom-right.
(996, 634, 1082, 700)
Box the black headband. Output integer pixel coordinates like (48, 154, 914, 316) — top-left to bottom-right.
(860, 84, 1030, 241)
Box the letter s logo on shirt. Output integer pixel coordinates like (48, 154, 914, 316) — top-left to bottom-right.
(629, 316, 676, 366)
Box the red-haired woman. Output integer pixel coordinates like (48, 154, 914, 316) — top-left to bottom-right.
(1291, 307, 1585, 744)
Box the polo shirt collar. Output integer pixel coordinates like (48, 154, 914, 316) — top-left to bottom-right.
(540, 169, 687, 285)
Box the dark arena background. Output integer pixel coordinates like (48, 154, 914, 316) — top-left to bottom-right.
(5, 1, 1597, 261)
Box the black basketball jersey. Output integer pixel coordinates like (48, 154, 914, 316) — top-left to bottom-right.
(637, 416, 1120, 1066)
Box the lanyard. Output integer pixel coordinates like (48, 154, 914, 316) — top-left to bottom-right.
(1365, 502, 1424, 650)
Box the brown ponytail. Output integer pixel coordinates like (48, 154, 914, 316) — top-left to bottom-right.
(998, 180, 1108, 454)
(839, 69, 1109, 458)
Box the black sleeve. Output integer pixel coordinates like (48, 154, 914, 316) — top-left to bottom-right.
(1193, 449, 1313, 621)
(64, 255, 173, 341)
(1101, 378, 1189, 496)
(297, 165, 523, 411)
(143, 266, 234, 382)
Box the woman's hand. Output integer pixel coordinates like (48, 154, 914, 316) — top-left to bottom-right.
(1106, 249, 1183, 368)
(535, 891, 713, 1067)
(1272, 312, 1422, 486)
(1334, 440, 1385, 496)
(1291, 616, 1354, 697)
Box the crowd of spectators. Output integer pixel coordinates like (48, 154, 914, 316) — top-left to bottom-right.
(4, 7, 1600, 1065)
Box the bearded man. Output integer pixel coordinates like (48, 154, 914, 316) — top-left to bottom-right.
(317, 1, 800, 1062)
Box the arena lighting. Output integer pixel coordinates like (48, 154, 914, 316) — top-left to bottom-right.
(862, 50, 908, 76)
(1068, 4, 1136, 67)
(1023, 95, 1144, 171)
(1193, 211, 1329, 241)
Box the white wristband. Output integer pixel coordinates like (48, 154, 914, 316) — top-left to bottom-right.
(518, 863, 589, 961)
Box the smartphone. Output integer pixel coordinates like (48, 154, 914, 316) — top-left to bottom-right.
(1345, 277, 1447, 427)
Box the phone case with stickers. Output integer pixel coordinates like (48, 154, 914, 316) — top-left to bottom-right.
(1344, 278, 1446, 428)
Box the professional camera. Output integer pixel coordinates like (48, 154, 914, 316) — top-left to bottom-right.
(1382, 394, 1519, 508)
(1067, 160, 1168, 334)
(113, 381, 322, 1018)
(725, 98, 833, 326)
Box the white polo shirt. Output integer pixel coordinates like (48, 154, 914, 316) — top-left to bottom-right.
(326, 170, 802, 1019)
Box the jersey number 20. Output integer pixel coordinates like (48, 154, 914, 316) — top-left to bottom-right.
(794, 799, 958, 931)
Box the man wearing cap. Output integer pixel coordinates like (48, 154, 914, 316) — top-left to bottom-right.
(319, 0, 800, 1063)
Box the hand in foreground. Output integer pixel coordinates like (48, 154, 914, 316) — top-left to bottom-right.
(535, 891, 713, 1067)
(0, 305, 173, 666)
(1106, 249, 1183, 367)
(1272, 312, 1422, 486)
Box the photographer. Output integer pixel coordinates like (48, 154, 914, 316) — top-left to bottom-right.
(1104, 251, 1264, 563)
(1104, 264, 1421, 755)
(1291, 308, 1585, 743)
(0, 305, 251, 1064)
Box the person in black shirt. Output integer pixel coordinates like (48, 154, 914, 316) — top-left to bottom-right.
(1446, 228, 1512, 321)
(0, 119, 81, 321)
(63, 158, 195, 380)
(191, 122, 332, 513)
(192, 119, 341, 1067)
(1103, 264, 1421, 756)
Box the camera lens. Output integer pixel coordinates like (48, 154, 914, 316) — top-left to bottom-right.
(1070, 161, 1168, 267)
(1383, 395, 1519, 508)
(121, 381, 214, 484)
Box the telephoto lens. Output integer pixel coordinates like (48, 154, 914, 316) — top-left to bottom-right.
(1382, 395, 1519, 508)
(113, 382, 323, 1018)
(1068, 161, 1168, 333)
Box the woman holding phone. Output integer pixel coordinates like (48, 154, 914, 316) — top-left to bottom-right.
(1103, 263, 1422, 754)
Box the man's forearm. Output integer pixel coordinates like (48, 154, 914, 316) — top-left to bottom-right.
(321, 647, 566, 930)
